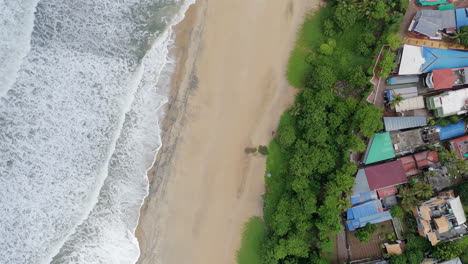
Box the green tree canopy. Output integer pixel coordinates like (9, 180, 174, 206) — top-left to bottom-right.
(354, 223, 377, 243)
(353, 104, 383, 138)
(432, 242, 463, 261)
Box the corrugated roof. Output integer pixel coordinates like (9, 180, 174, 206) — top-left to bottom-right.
(419, 0, 448, 6)
(350, 191, 377, 206)
(353, 169, 371, 194)
(388, 87, 418, 100)
(346, 211, 392, 231)
(364, 132, 396, 164)
(433, 68, 455, 89)
(365, 160, 407, 190)
(384, 116, 427, 132)
(414, 18, 440, 37)
(436, 120, 466, 140)
(456, 8, 468, 29)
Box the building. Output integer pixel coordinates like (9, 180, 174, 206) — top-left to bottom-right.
(398, 45, 468, 75)
(449, 135, 468, 160)
(426, 88, 468, 117)
(347, 161, 408, 231)
(347, 200, 392, 231)
(391, 129, 427, 155)
(395, 96, 426, 112)
(413, 191, 467, 245)
(410, 10, 456, 38)
(385, 87, 419, 102)
(435, 121, 466, 140)
(399, 150, 440, 177)
(384, 116, 427, 132)
(363, 132, 396, 164)
(424, 68, 468, 89)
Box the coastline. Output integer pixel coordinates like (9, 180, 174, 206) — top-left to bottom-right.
(135, 0, 321, 263)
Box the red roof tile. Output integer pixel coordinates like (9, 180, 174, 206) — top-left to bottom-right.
(365, 160, 408, 191)
(433, 69, 455, 90)
(398, 155, 419, 177)
(450, 135, 468, 160)
(414, 150, 439, 168)
(377, 186, 399, 198)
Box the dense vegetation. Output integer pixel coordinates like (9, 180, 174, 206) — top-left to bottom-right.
(258, 0, 408, 263)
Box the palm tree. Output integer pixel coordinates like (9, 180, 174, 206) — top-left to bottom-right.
(390, 94, 403, 106)
(414, 181, 433, 200)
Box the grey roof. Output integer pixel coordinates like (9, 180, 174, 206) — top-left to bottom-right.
(352, 169, 370, 194)
(416, 10, 456, 29)
(413, 18, 440, 37)
(384, 116, 427, 132)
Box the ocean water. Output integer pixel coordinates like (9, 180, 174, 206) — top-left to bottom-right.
(0, 0, 193, 263)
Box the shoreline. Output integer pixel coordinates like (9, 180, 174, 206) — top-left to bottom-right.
(135, 0, 320, 263)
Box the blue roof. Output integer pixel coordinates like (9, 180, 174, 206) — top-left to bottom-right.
(421, 47, 468, 72)
(346, 211, 392, 231)
(436, 120, 466, 140)
(350, 191, 376, 206)
(347, 200, 379, 220)
(456, 8, 468, 29)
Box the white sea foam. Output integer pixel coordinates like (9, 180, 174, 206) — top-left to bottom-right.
(0, 0, 40, 97)
(0, 0, 194, 263)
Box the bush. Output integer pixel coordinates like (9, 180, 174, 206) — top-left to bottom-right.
(386, 33, 404, 50)
(390, 206, 404, 218)
(389, 254, 407, 264)
(258, 145, 269, 155)
(355, 223, 377, 243)
(378, 50, 397, 78)
(277, 125, 296, 148)
(245, 147, 257, 154)
(432, 241, 463, 261)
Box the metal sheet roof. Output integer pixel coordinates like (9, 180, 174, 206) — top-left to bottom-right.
(456, 8, 468, 29)
(414, 18, 441, 37)
(384, 116, 427, 131)
(364, 160, 407, 191)
(436, 120, 466, 140)
(421, 47, 468, 73)
(364, 132, 396, 164)
(353, 169, 371, 194)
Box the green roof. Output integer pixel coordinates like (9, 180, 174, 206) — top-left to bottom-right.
(418, 0, 447, 6)
(364, 132, 396, 164)
(438, 3, 454, 10)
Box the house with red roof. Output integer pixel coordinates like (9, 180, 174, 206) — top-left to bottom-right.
(449, 135, 468, 160)
(364, 160, 408, 191)
(398, 151, 440, 177)
(424, 67, 468, 90)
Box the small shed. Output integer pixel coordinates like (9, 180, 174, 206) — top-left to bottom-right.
(385, 243, 403, 255)
(436, 121, 466, 140)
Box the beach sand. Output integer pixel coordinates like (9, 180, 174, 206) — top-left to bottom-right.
(135, 0, 320, 263)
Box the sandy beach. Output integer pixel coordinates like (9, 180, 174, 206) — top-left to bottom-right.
(135, 0, 320, 263)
